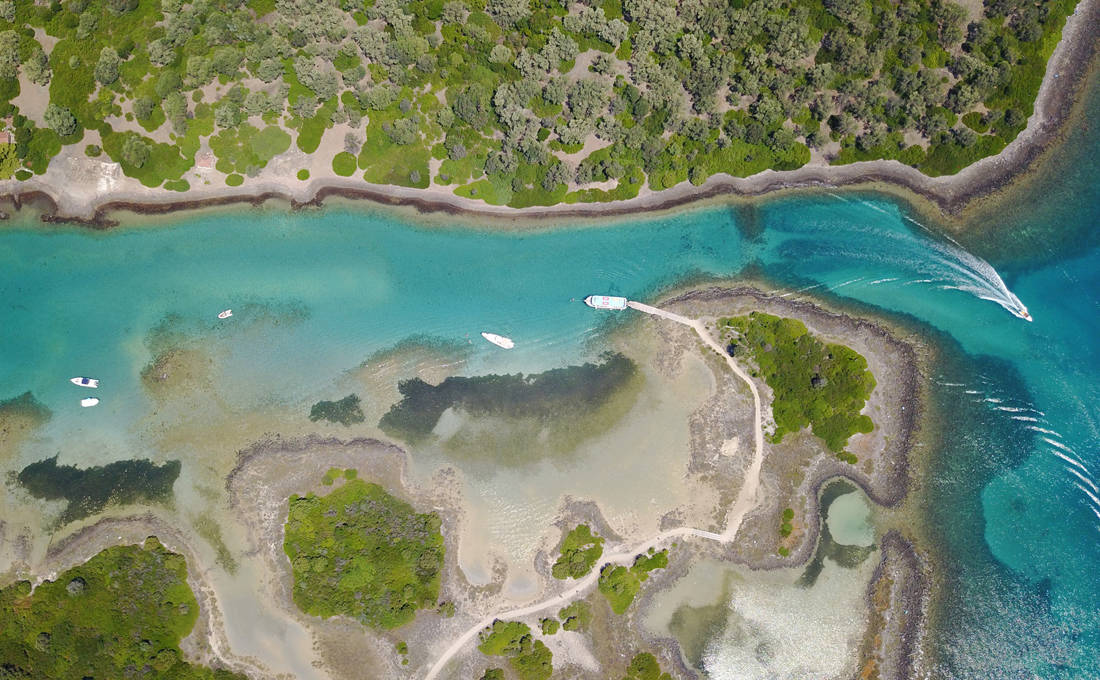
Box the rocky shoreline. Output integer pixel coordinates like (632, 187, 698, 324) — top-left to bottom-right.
(0, 0, 1095, 228)
(641, 284, 931, 680)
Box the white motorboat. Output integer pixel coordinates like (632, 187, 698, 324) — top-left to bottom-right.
(584, 295, 628, 310)
(218, 309, 233, 319)
(70, 377, 99, 388)
(80, 398, 99, 408)
(481, 332, 515, 349)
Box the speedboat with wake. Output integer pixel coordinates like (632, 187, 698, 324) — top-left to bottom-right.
(481, 332, 514, 349)
(70, 376, 99, 388)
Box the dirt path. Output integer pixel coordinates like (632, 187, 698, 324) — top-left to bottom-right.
(422, 301, 766, 680)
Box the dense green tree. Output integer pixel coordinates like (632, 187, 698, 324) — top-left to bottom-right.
(94, 47, 120, 85)
(43, 104, 77, 136)
(121, 134, 150, 168)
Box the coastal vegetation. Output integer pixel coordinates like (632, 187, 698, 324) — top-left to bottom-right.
(598, 548, 668, 614)
(17, 455, 180, 524)
(379, 352, 637, 454)
(558, 600, 593, 631)
(623, 652, 674, 680)
(308, 393, 365, 426)
(283, 475, 445, 629)
(721, 312, 875, 456)
(551, 523, 604, 579)
(780, 507, 795, 537)
(0, 0, 1077, 199)
(0, 537, 245, 680)
(477, 620, 554, 680)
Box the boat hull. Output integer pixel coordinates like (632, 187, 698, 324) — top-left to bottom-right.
(584, 295, 628, 310)
(481, 332, 514, 349)
(70, 377, 99, 388)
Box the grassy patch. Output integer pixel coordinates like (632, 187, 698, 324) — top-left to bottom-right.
(283, 476, 444, 630)
(332, 151, 357, 176)
(210, 124, 290, 175)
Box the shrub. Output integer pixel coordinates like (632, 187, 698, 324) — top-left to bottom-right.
(550, 525, 604, 579)
(332, 151, 357, 176)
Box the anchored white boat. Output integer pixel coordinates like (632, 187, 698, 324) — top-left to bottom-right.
(481, 332, 514, 349)
(70, 377, 99, 388)
(584, 295, 628, 310)
(218, 309, 233, 319)
(80, 397, 99, 408)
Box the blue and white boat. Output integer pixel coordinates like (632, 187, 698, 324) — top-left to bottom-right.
(70, 376, 99, 388)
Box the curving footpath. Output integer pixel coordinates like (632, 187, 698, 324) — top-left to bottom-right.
(422, 301, 765, 680)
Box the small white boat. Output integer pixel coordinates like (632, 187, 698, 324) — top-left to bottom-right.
(218, 309, 233, 319)
(481, 332, 514, 349)
(80, 397, 99, 408)
(70, 377, 99, 388)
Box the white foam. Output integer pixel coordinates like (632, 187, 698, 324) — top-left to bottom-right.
(1074, 483, 1100, 510)
(1066, 467, 1100, 495)
(1047, 447, 1091, 475)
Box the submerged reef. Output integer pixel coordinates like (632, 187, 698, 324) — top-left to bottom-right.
(309, 394, 366, 426)
(0, 537, 244, 679)
(283, 475, 444, 630)
(17, 456, 180, 525)
(379, 352, 639, 457)
(0, 391, 51, 460)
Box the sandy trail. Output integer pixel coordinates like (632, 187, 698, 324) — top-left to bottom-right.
(422, 301, 766, 680)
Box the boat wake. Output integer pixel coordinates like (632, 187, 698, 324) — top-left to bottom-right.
(925, 239, 1032, 321)
(817, 194, 1033, 321)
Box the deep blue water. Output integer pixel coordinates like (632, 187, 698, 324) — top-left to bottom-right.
(1, 76, 1098, 680)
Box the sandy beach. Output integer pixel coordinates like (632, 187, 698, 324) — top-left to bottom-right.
(0, 0, 1095, 228)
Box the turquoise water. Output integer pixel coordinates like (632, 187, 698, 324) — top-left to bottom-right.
(3, 84, 1098, 680)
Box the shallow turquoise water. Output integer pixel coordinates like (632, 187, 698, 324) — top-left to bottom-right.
(2, 84, 1098, 680)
